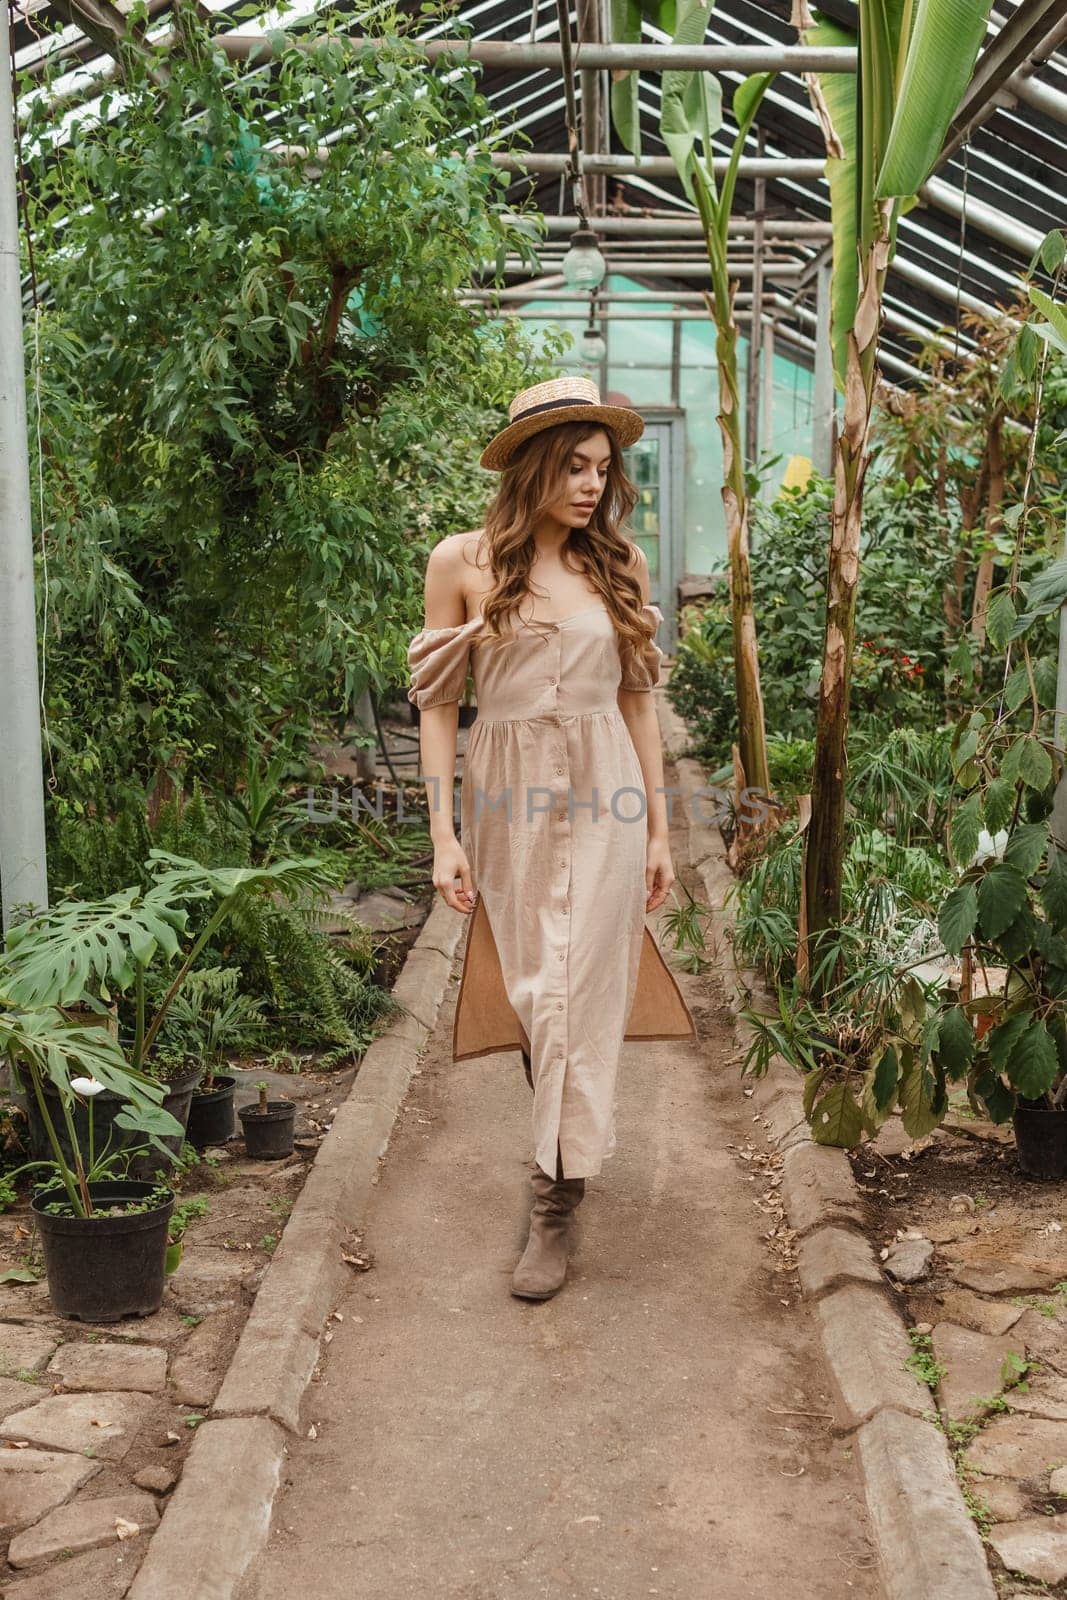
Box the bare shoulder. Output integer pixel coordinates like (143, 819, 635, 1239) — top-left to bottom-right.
(422, 530, 489, 628)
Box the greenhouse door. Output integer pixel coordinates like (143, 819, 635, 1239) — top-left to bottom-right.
(622, 416, 682, 655)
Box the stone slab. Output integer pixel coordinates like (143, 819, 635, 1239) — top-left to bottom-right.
(47, 1341, 167, 1394)
(948, 1261, 1060, 1296)
(0, 1327, 59, 1380)
(814, 1284, 931, 1430)
(988, 1513, 1067, 1585)
(855, 1407, 996, 1600)
(968, 1475, 1030, 1522)
(0, 1532, 150, 1600)
(1011, 1308, 1067, 1377)
(167, 1308, 244, 1407)
(126, 1416, 285, 1600)
(935, 1288, 1025, 1337)
(0, 1448, 102, 1538)
(0, 1379, 48, 1418)
(1005, 1373, 1067, 1422)
(780, 1140, 864, 1238)
(797, 1224, 883, 1299)
(964, 1415, 1067, 1484)
(8, 1489, 160, 1568)
(0, 1391, 157, 1462)
(931, 1322, 1026, 1423)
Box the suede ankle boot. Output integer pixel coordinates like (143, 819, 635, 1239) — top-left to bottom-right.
(511, 1159, 585, 1300)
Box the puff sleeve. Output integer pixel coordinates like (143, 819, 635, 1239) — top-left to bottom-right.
(406, 620, 479, 710)
(619, 603, 666, 692)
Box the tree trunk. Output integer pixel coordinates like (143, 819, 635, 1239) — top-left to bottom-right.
(800, 214, 892, 995)
(706, 287, 772, 815)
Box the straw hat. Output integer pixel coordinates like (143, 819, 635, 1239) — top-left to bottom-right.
(479, 376, 644, 471)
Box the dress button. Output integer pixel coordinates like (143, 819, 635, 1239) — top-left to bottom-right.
(556, 1001, 564, 1010)
(555, 766, 564, 775)
(557, 952, 565, 961)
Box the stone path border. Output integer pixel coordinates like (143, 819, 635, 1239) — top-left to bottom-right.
(123, 895, 465, 1600)
(659, 697, 997, 1600)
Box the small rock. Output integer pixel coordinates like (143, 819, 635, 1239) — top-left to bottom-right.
(932, 1323, 1027, 1423)
(988, 1513, 1067, 1585)
(913, 1321, 933, 1335)
(884, 1237, 934, 1283)
(965, 1416, 1067, 1483)
(7, 1489, 159, 1568)
(46, 1342, 167, 1395)
(0, 1448, 101, 1538)
(0, 1327, 59, 1380)
(132, 1465, 177, 1495)
(0, 1391, 156, 1462)
(1050, 1466, 1067, 1497)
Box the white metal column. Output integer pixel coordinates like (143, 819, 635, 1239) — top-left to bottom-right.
(0, 0, 48, 931)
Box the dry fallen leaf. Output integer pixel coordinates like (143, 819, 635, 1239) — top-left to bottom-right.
(114, 1517, 139, 1540)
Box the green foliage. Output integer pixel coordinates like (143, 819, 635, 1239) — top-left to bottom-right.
(666, 468, 958, 764)
(20, 0, 554, 820)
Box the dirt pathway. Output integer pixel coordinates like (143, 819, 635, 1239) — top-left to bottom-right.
(235, 799, 884, 1600)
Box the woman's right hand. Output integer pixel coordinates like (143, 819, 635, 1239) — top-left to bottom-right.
(433, 836, 476, 914)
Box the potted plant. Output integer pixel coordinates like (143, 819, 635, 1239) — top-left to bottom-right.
(3, 850, 330, 1174)
(0, 1001, 184, 1321)
(155, 968, 268, 1150)
(238, 1079, 296, 1160)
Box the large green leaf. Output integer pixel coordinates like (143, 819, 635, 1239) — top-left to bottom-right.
(876, 0, 997, 198)
(1004, 1016, 1059, 1100)
(976, 864, 1029, 941)
(660, 0, 722, 204)
(938, 882, 977, 955)
(802, 12, 858, 391)
(609, 0, 646, 157)
(898, 1052, 943, 1138)
(0, 888, 188, 1008)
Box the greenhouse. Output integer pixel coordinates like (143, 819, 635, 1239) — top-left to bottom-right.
(0, 0, 1066, 1594)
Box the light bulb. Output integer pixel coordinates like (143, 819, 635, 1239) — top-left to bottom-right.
(561, 229, 607, 291)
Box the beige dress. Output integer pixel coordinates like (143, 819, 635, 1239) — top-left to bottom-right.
(407, 600, 696, 1180)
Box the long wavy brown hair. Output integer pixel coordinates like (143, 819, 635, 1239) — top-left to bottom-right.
(473, 419, 654, 670)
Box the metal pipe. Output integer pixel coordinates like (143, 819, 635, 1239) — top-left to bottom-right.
(493, 153, 830, 178)
(534, 215, 832, 238)
(494, 259, 806, 277)
(918, 175, 1045, 257)
(214, 37, 860, 72)
(0, 0, 49, 929)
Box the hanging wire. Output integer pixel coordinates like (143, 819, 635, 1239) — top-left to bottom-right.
(554, 0, 589, 226)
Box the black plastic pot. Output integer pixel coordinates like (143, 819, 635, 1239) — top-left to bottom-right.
(31, 1178, 175, 1323)
(238, 1098, 296, 1160)
(186, 1073, 238, 1149)
(19, 1061, 200, 1180)
(1013, 1101, 1067, 1180)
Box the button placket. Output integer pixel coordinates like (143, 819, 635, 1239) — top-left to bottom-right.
(550, 625, 570, 1140)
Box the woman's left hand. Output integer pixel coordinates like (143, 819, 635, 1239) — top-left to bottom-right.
(645, 835, 675, 913)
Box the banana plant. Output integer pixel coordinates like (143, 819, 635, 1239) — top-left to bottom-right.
(793, 0, 996, 994)
(608, 0, 774, 813)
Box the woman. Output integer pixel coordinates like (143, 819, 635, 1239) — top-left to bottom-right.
(407, 376, 695, 1302)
